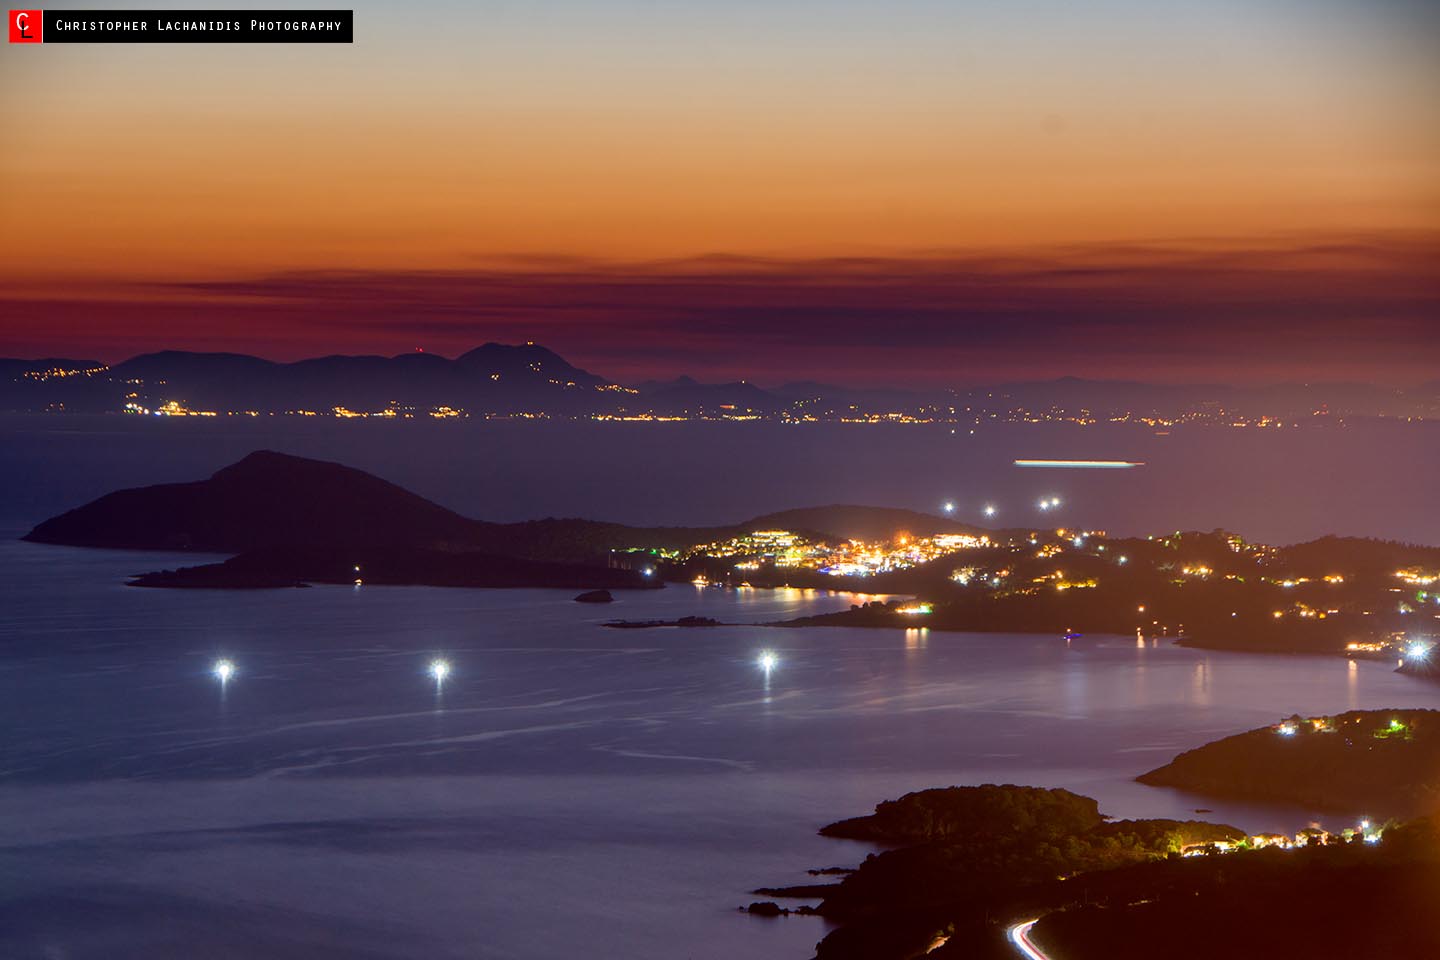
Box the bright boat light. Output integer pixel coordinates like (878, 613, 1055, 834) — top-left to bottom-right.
(429, 658, 452, 683)
(758, 650, 778, 672)
(212, 659, 235, 683)
(1014, 459, 1144, 469)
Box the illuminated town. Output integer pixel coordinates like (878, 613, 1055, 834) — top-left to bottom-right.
(608, 522, 1440, 660)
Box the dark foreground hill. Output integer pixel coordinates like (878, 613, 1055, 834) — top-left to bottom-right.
(757, 783, 1440, 960)
(1138, 709, 1440, 817)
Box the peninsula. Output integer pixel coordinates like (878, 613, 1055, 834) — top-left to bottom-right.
(1138, 709, 1440, 817)
(22, 451, 1440, 672)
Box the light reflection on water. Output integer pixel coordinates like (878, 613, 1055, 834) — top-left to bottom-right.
(1, 541, 1436, 959)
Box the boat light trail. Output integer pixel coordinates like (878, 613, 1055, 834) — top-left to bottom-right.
(1015, 459, 1144, 469)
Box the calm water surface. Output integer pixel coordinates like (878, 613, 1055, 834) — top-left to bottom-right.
(1, 540, 1436, 959)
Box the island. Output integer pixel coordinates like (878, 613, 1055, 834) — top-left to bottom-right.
(602, 616, 721, 629)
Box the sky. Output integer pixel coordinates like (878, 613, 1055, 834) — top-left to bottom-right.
(1, 0, 1437, 385)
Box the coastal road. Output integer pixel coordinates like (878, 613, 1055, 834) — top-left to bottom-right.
(1007, 920, 1053, 960)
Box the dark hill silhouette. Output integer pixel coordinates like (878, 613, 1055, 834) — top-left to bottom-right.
(635, 377, 782, 414)
(23, 450, 492, 553)
(1137, 709, 1440, 817)
(21, 451, 679, 590)
(454, 342, 603, 388)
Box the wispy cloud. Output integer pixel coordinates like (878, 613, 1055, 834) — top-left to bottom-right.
(3, 233, 1437, 386)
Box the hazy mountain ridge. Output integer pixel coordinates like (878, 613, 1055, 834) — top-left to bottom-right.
(0, 344, 617, 416)
(2, 344, 1437, 418)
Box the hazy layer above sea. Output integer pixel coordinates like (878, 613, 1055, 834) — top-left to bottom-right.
(2, 416, 1436, 545)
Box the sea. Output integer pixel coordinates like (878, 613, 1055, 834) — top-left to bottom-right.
(1, 416, 1437, 959)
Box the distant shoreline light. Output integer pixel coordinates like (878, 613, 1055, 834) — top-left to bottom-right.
(1014, 459, 1145, 469)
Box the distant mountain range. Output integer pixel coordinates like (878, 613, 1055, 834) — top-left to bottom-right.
(3, 343, 1437, 420)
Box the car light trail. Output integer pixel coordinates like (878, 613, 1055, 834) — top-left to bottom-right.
(1007, 919, 1052, 960)
(1015, 459, 1144, 469)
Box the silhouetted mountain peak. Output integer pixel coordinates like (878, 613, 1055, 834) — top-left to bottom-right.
(24, 450, 485, 553)
(457, 341, 582, 373)
(209, 449, 391, 488)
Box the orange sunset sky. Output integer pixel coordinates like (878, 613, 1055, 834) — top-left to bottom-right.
(1, 0, 1437, 383)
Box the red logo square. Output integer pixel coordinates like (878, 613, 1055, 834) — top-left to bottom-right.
(9, 9, 41, 43)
